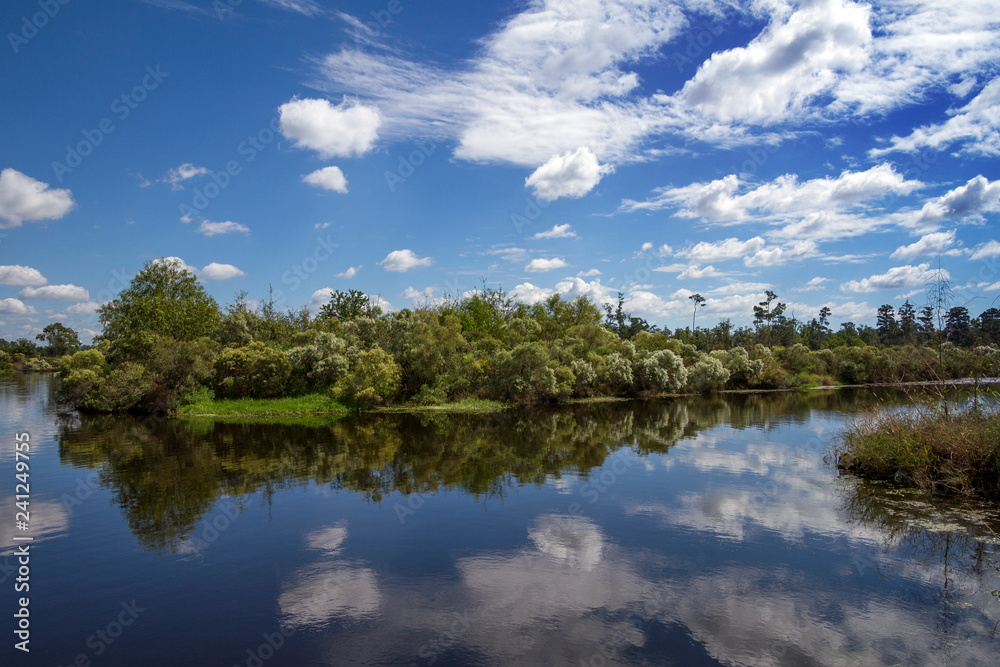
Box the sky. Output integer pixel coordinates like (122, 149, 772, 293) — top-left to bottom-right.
(2, 0, 1000, 344)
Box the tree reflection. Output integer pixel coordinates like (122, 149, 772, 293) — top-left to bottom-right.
(57, 389, 904, 552)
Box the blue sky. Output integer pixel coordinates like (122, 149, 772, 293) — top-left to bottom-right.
(2, 0, 999, 343)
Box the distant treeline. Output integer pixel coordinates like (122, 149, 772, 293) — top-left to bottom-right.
(7, 259, 1000, 413)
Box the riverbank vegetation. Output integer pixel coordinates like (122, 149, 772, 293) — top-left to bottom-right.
(837, 403, 1000, 499)
(11, 258, 1000, 414)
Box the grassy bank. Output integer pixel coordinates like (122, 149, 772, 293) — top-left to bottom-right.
(178, 393, 507, 417)
(836, 406, 1000, 498)
(178, 393, 351, 417)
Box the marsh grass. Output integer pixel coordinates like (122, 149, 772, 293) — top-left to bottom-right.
(837, 403, 1000, 498)
(178, 392, 350, 417)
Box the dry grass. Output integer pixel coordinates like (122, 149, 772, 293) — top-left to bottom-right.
(837, 405, 1000, 498)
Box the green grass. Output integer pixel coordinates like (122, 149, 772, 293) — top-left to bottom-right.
(379, 397, 508, 413)
(178, 393, 350, 417)
(836, 404, 1000, 498)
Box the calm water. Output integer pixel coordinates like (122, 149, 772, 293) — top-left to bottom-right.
(2, 374, 998, 666)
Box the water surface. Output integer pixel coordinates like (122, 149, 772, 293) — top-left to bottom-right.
(2, 375, 998, 666)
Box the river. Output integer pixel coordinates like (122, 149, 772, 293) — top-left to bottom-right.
(2, 374, 998, 666)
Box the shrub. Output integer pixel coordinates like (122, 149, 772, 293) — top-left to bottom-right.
(214, 342, 291, 398)
(570, 359, 597, 397)
(490, 342, 557, 402)
(286, 332, 349, 393)
(85, 362, 150, 413)
(711, 348, 763, 388)
(336, 347, 401, 407)
(58, 350, 110, 406)
(687, 355, 730, 393)
(603, 352, 633, 394)
(634, 349, 687, 393)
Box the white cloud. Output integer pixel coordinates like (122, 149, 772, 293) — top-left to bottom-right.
(199, 263, 246, 281)
(906, 176, 1000, 229)
(303, 166, 349, 194)
(525, 147, 612, 201)
(259, 0, 323, 16)
(682, 237, 766, 263)
(622, 165, 921, 240)
(66, 301, 101, 314)
(165, 163, 208, 190)
(18, 284, 89, 301)
(890, 230, 959, 260)
(678, 265, 726, 280)
(0, 265, 47, 286)
(792, 276, 830, 293)
(531, 224, 577, 240)
(577, 268, 602, 277)
(484, 246, 528, 263)
(0, 298, 35, 316)
(840, 263, 945, 293)
(971, 240, 1000, 261)
(676, 0, 871, 125)
(379, 249, 433, 272)
(0, 169, 75, 228)
(155, 257, 199, 274)
(197, 220, 250, 237)
(401, 286, 437, 303)
(314, 222, 332, 230)
(278, 98, 381, 159)
(871, 77, 1000, 157)
(337, 266, 361, 279)
(744, 240, 818, 267)
(525, 257, 568, 272)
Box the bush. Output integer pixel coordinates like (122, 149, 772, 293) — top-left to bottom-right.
(603, 352, 633, 394)
(214, 342, 291, 398)
(85, 362, 150, 412)
(490, 342, 557, 402)
(336, 347, 401, 407)
(711, 347, 763, 388)
(687, 355, 730, 393)
(634, 349, 687, 393)
(570, 359, 597, 397)
(58, 350, 110, 406)
(286, 332, 349, 393)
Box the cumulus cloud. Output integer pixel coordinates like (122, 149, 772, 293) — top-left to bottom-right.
(525, 257, 568, 272)
(18, 284, 89, 301)
(200, 263, 246, 281)
(890, 230, 959, 260)
(841, 263, 945, 293)
(400, 286, 438, 304)
(676, 0, 872, 125)
(871, 77, 1000, 157)
(905, 176, 1000, 229)
(0, 169, 75, 228)
(0, 265, 47, 286)
(578, 268, 601, 277)
(197, 220, 250, 236)
(0, 298, 35, 316)
(509, 277, 611, 305)
(525, 147, 612, 201)
(337, 265, 361, 279)
(531, 224, 577, 240)
(743, 240, 818, 267)
(303, 166, 349, 193)
(622, 164, 921, 241)
(379, 249, 433, 272)
(677, 265, 726, 280)
(278, 98, 381, 159)
(154, 257, 244, 281)
(66, 301, 101, 314)
(971, 240, 1000, 261)
(681, 237, 766, 263)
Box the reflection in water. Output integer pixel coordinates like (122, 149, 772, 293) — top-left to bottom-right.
(41, 379, 1000, 665)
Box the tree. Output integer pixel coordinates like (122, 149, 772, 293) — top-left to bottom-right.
(976, 307, 1000, 344)
(818, 307, 832, 333)
(319, 289, 382, 322)
(689, 294, 706, 331)
(917, 305, 936, 342)
(898, 300, 917, 344)
(944, 306, 972, 346)
(36, 322, 80, 356)
(97, 259, 221, 361)
(603, 293, 652, 339)
(875, 305, 898, 346)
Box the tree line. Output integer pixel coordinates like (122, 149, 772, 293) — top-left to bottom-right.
(6, 259, 1000, 412)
